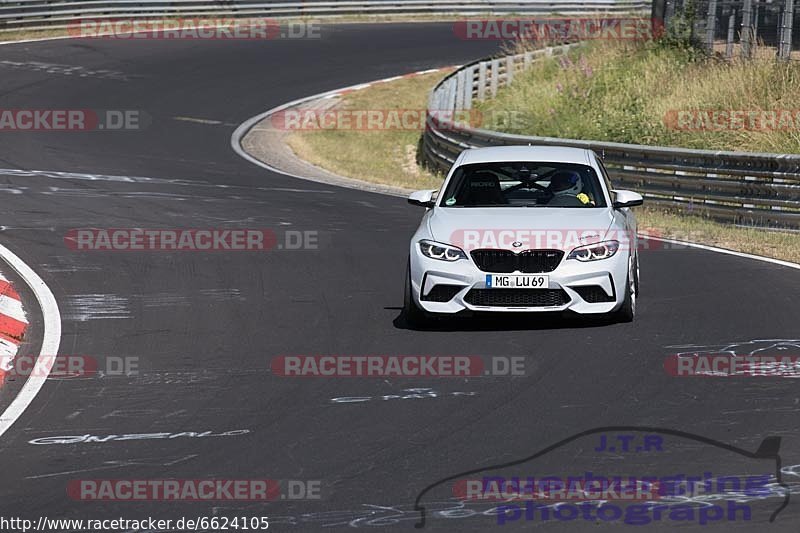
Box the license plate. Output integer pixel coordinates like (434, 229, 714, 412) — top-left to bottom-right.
(486, 274, 549, 289)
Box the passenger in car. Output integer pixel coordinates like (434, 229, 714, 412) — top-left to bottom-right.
(547, 170, 594, 206)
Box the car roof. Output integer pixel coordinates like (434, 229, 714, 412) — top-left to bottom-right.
(458, 145, 593, 166)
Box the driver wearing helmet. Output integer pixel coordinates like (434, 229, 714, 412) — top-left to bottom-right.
(547, 170, 594, 207)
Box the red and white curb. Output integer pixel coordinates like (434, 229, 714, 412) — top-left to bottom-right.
(0, 242, 60, 438)
(0, 271, 28, 387)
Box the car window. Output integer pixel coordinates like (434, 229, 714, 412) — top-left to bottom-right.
(439, 162, 608, 208)
(596, 157, 615, 197)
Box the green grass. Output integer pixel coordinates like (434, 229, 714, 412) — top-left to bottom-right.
(477, 40, 800, 154)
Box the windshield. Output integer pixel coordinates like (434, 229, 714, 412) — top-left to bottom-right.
(439, 161, 607, 208)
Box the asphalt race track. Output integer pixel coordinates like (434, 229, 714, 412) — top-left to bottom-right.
(1, 22, 800, 532)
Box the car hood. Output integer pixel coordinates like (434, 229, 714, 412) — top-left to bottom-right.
(427, 207, 618, 253)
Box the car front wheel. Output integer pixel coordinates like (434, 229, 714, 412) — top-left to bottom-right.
(403, 261, 427, 327)
(612, 256, 637, 323)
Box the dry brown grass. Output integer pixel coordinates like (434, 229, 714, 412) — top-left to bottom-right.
(285, 72, 446, 191)
(637, 207, 800, 263)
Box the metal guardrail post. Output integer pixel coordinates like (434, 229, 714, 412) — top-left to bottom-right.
(786, 0, 795, 59)
(726, 10, 735, 58)
(505, 55, 514, 85)
(524, 51, 533, 70)
(741, 0, 753, 58)
(455, 70, 465, 111)
(778, 0, 794, 60)
(477, 62, 487, 101)
(665, 0, 675, 24)
(705, 0, 717, 54)
(490, 59, 500, 97)
(463, 65, 474, 109)
(652, 0, 667, 30)
(753, 2, 759, 38)
(446, 79, 456, 113)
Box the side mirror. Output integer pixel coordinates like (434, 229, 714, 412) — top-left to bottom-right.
(612, 190, 644, 209)
(408, 189, 437, 208)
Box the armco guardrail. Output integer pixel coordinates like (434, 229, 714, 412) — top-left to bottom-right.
(422, 45, 800, 229)
(0, 1, 649, 33)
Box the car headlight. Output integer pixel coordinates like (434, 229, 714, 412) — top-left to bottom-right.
(567, 240, 620, 261)
(419, 240, 467, 261)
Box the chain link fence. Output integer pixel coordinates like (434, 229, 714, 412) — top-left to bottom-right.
(654, 0, 800, 59)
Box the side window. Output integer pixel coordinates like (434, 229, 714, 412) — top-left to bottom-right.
(596, 157, 614, 196)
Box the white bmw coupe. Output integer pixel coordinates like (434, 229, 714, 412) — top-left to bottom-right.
(404, 146, 643, 325)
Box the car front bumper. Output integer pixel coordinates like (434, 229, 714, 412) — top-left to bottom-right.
(410, 245, 629, 315)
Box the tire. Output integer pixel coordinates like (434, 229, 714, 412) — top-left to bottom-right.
(403, 261, 427, 327)
(613, 256, 637, 323)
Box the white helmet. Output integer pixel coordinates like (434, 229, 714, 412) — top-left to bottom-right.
(549, 170, 583, 196)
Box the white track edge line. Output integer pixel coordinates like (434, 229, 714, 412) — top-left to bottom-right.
(641, 235, 800, 270)
(0, 34, 76, 47)
(0, 243, 61, 438)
